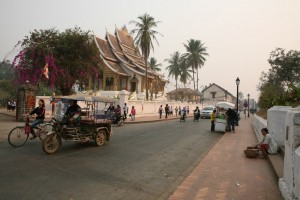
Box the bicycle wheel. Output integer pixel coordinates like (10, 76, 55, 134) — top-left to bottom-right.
(38, 123, 53, 141)
(8, 127, 29, 147)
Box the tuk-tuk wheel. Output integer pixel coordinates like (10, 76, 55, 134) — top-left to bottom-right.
(95, 130, 106, 146)
(42, 134, 61, 154)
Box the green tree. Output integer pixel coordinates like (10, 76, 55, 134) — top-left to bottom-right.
(267, 48, 300, 88)
(257, 48, 300, 109)
(179, 58, 192, 88)
(165, 51, 181, 92)
(130, 13, 162, 100)
(0, 80, 17, 104)
(183, 39, 208, 92)
(148, 57, 162, 72)
(148, 57, 162, 99)
(12, 27, 101, 95)
(0, 60, 14, 80)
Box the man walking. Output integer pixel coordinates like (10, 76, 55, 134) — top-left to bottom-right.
(123, 103, 128, 120)
(165, 104, 169, 118)
(226, 108, 237, 133)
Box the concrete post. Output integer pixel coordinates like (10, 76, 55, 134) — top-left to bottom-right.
(16, 81, 36, 121)
(119, 90, 129, 113)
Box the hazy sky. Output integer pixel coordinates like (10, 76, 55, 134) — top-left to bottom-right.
(1, 0, 300, 101)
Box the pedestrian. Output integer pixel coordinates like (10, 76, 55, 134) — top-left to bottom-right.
(158, 105, 163, 119)
(175, 106, 178, 117)
(123, 103, 128, 120)
(169, 106, 173, 116)
(211, 109, 217, 131)
(130, 106, 136, 121)
(255, 128, 278, 155)
(178, 106, 181, 116)
(11, 100, 16, 111)
(165, 104, 169, 118)
(225, 108, 237, 132)
(7, 100, 11, 111)
(187, 106, 189, 115)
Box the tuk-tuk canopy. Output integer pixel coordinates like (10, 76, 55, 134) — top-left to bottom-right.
(51, 95, 115, 103)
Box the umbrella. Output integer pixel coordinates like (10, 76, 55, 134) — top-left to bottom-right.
(216, 101, 235, 109)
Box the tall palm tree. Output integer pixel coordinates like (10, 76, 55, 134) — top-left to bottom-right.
(148, 57, 162, 72)
(148, 57, 162, 98)
(179, 58, 192, 88)
(165, 51, 181, 93)
(130, 13, 162, 100)
(183, 39, 208, 92)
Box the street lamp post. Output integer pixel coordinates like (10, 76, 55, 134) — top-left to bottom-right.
(247, 94, 250, 118)
(236, 77, 240, 126)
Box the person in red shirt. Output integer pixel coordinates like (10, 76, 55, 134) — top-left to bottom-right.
(130, 106, 136, 121)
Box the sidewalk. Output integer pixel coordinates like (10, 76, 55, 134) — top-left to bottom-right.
(168, 116, 283, 200)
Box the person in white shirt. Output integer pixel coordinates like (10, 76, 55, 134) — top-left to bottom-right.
(256, 128, 278, 155)
(123, 103, 128, 120)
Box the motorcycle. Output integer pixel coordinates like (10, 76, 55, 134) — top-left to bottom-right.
(180, 112, 186, 122)
(193, 111, 200, 122)
(110, 113, 125, 126)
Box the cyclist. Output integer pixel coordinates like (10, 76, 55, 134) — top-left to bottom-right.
(27, 99, 46, 139)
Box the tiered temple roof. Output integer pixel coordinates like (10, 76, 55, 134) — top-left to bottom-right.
(94, 27, 157, 79)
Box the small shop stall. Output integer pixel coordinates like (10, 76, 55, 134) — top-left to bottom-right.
(214, 102, 235, 132)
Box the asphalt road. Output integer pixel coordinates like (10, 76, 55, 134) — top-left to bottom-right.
(0, 114, 222, 200)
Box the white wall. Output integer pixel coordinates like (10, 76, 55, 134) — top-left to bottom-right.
(267, 106, 293, 146)
(252, 106, 300, 200)
(252, 114, 267, 142)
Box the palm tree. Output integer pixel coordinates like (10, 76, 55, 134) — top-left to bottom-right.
(179, 58, 192, 88)
(183, 39, 208, 92)
(165, 51, 181, 93)
(148, 57, 162, 72)
(149, 57, 162, 98)
(130, 13, 162, 100)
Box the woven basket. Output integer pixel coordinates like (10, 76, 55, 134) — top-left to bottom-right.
(244, 148, 259, 158)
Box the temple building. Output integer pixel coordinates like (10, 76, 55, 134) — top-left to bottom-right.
(92, 27, 167, 100)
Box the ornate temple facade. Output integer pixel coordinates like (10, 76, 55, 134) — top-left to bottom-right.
(93, 27, 167, 100)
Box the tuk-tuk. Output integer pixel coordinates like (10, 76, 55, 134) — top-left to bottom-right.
(42, 95, 115, 154)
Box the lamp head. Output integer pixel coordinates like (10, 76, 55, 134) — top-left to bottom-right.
(236, 77, 240, 86)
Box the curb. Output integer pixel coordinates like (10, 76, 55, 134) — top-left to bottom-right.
(0, 112, 15, 118)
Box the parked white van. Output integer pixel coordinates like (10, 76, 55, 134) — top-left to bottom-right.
(200, 106, 216, 119)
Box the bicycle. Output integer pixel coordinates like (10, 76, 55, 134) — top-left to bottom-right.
(8, 116, 53, 147)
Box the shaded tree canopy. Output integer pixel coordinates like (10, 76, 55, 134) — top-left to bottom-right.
(0, 60, 14, 80)
(258, 48, 300, 108)
(12, 27, 102, 95)
(0, 60, 17, 100)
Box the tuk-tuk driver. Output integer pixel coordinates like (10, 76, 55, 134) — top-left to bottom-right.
(63, 100, 81, 127)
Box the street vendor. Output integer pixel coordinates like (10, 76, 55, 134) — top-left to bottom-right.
(256, 128, 278, 155)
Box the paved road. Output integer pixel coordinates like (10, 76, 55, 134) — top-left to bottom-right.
(0, 114, 222, 200)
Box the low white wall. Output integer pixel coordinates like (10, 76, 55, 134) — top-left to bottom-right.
(252, 114, 267, 142)
(267, 106, 293, 146)
(279, 109, 300, 200)
(252, 107, 300, 200)
(127, 99, 204, 117)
